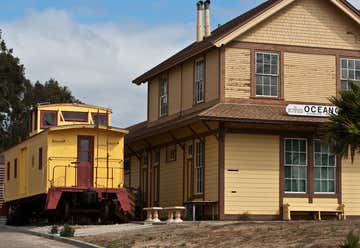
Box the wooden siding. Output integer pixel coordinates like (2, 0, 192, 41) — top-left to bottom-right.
(205, 136, 219, 201)
(224, 48, 251, 99)
(205, 49, 220, 102)
(238, 0, 360, 50)
(130, 156, 140, 188)
(181, 60, 194, 111)
(159, 145, 183, 207)
(169, 66, 182, 116)
(4, 133, 48, 202)
(342, 155, 360, 216)
(224, 134, 279, 215)
(284, 52, 337, 103)
(148, 78, 159, 122)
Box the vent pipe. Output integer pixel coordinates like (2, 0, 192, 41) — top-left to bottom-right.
(204, 0, 211, 37)
(196, 1, 204, 42)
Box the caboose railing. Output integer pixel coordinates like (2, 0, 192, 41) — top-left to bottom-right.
(48, 157, 124, 188)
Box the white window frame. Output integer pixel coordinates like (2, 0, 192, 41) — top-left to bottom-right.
(159, 76, 168, 117)
(313, 140, 336, 194)
(195, 58, 205, 104)
(255, 52, 279, 97)
(340, 58, 360, 90)
(284, 138, 308, 194)
(194, 141, 205, 195)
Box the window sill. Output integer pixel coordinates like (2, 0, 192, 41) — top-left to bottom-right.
(283, 193, 308, 198)
(250, 96, 284, 101)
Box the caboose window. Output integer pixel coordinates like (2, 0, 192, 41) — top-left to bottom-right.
(92, 113, 107, 126)
(7, 162, 10, 181)
(41, 111, 57, 128)
(38, 147, 43, 170)
(62, 111, 88, 122)
(14, 158, 17, 179)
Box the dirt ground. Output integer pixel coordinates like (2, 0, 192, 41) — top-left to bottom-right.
(77, 221, 360, 248)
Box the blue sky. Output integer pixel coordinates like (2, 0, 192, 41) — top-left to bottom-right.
(0, 0, 359, 127)
(0, 1, 266, 26)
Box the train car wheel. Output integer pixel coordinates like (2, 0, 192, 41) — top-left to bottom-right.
(100, 201, 110, 224)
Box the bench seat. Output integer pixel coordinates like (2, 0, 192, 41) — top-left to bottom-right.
(283, 203, 345, 221)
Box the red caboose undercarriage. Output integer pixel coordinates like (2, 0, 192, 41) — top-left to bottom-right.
(6, 187, 134, 225)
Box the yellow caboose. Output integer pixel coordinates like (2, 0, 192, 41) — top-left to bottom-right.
(2, 103, 132, 224)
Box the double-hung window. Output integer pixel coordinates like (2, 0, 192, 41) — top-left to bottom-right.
(340, 58, 360, 90)
(314, 141, 336, 194)
(194, 141, 205, 195)
(256, 52, 279, 97)
(159, 77, 168, 117)
(284, 139, 307, 193)
(195, 59, 205, 104)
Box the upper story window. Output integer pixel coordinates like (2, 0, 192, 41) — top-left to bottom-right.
(341, 58, 360, 90)
(195, 58, 205, 104)
(62, 111, 88, 122)
(159, 77, 168, 117)
(92, 113, 107, 126)
(256, 52, 279, 97)
(40, 111, 57, 129)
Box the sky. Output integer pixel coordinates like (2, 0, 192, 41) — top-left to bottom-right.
(1, 0, 360, 127)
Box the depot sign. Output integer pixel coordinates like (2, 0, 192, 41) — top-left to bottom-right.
(286, 104, 338, 117)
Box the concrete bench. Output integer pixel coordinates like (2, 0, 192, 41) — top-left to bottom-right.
(143, 207, 163, 222)
(283, 203, 345, 221)
(163, 206, 186, 223)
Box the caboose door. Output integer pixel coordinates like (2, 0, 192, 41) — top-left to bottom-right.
(77, 136, 94, 188)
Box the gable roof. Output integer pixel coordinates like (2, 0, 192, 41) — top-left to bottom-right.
(133, 0, 360, 85)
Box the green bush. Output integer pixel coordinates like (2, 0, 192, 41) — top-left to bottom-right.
(50, 225, 58, 234)
(239, 212, 250, 221)
(60, 224, 75, 237)
(340, 231, 360, 248)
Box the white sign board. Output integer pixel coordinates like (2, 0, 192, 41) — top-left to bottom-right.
(286, 104, 338, 117)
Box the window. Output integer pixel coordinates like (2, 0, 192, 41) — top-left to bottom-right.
(62, 111, 88, 122)
(38, 147, 43, 170)
(188, 144, 193, 159)
(314, 140, 336, 193)
(159, 77, 168, 117)
(154, 150, 160, 166)
(195, 59, 205, 104)
(194, 141, 205, 195)
(124, 159, 131, 175)
(14, 158, 17, 179)
(7, 162, 10, 181)
(40, 111, 57, 128)
(341, 58, 360, 90)
(92, 113, 107, 126)
(284, 139, 307, 193)
(256, 52, 279, 97)
(143, 152, 148, 168)
(167, 145, 177, 162)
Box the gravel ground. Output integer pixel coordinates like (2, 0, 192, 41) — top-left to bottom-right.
(76, 221, 360, 248)
(29, 223, 152, 237)
(0, 229, 79, 248)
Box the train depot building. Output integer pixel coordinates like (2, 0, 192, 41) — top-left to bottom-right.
(2, 104, 132, 224)
(125, 0, 360, 221)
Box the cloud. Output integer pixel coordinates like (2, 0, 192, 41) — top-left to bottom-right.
(1, 9, 192, 127)
(350, 0, 360, 9)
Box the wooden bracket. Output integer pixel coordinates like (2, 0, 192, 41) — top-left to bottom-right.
(201, 120, 219, 141)
(143, 139, 152, 149)
(187, 125, 205, 143)
(168, 131, 185, 151)
(126, 144, 141, 161)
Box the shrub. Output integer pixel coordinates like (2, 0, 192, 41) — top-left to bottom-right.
(340, 231, 360, 248)
(50, 225, 58, 234)
(239, 212, 250, 221)
(60, 224, 75, 237)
